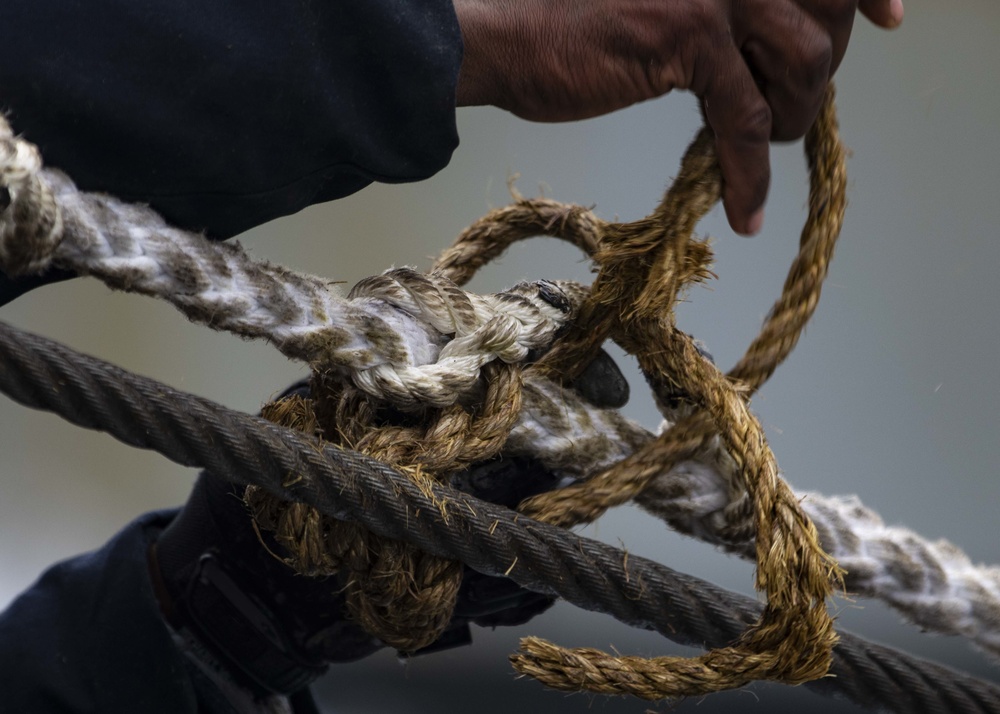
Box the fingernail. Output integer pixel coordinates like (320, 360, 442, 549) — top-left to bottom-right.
(890, 0, 904, 26)
(745, 209, 764, 236)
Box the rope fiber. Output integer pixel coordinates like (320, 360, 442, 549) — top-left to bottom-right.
(2, 85, 999, 709)
(0, 318, 997, 712)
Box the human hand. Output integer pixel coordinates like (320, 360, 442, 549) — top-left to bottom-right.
(453, 0, 903, 235)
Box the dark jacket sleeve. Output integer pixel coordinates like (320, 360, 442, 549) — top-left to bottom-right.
(0, 511, 200, 713)
(0, 0, 463, 239)
(0, 510, 321, 714)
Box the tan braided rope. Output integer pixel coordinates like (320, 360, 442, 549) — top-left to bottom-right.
(429, 86, 847, 697)
(437, 90, 845, 535)
(0, 83, 848, 697)
(246, 360, 525, 652)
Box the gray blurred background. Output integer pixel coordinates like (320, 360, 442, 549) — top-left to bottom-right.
(1, 1, 998, 711)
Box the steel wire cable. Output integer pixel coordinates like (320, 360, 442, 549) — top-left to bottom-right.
(0, 318, 997, 713)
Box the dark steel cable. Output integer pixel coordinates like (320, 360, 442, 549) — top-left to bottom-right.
(0, 319, 997, 713)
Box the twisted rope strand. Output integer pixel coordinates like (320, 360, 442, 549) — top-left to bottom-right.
(496, 94, 843, 533)
(0, 125, 576, 409)
(505, 96, 840, 695)
(249, 360, 528, 652)
(432, 192, 605, 283)
(2, 86, 993, 701)
(638, 452, 1000, 658)
(0, 319, 997, 712)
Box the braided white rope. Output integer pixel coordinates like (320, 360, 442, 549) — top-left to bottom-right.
(0, 123, 63, 276)
(2, 117, 998, 661)
(0, 122, 573, 409)
(635, 424, 1000, 659)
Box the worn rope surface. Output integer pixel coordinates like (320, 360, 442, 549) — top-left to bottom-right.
(0, 320, 998, 712)
(0, 124, 575, 409)
(438, 102, 843, 537)
(635, 432, 1000, 658)
(245, 360, 526, 651)
(1, 88, 994, 700)
(436, 90, 845, 696)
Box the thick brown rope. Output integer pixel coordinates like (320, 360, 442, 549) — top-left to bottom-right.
(435, 87, 847, 697)
(247, 361, 524, 652)
(250, 86, 846, 694)
(439, 90, 845, 534)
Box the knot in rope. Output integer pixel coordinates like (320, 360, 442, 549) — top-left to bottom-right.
(0, 86, 852, 699)
(243, 266, 547, 651)
(242, 87, 848, 695)
(247, 355, 524, 651)
(344, 267, 576, 409)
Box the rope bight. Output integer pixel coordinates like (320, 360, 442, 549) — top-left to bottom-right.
(0, 84, 997, 708)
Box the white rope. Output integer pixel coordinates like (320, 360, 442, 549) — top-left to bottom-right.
(2, 115, 998, 662)
(0, 122, 63, 276)
(636, 423, 1000, 659)
(0, 120, 574, 409)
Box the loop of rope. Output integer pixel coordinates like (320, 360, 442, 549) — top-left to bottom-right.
(430, 88, 846, 696)
(441, 99, 844, 534)
(4, 85, 980, 702)
(2, 319, 999, 712)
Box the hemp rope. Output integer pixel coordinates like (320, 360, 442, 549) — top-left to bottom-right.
(1, 87, 996, 696)
(245, 361, 527, 652)
(435, 98, 843, 539)
(388, 86, 1000, 661)
(5, 105, 842, 693)
(435, 90, 844, 695)
(0, 112, 646, 656)
(647, 474, 1000, 659)
(0, 320, 998, 712)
